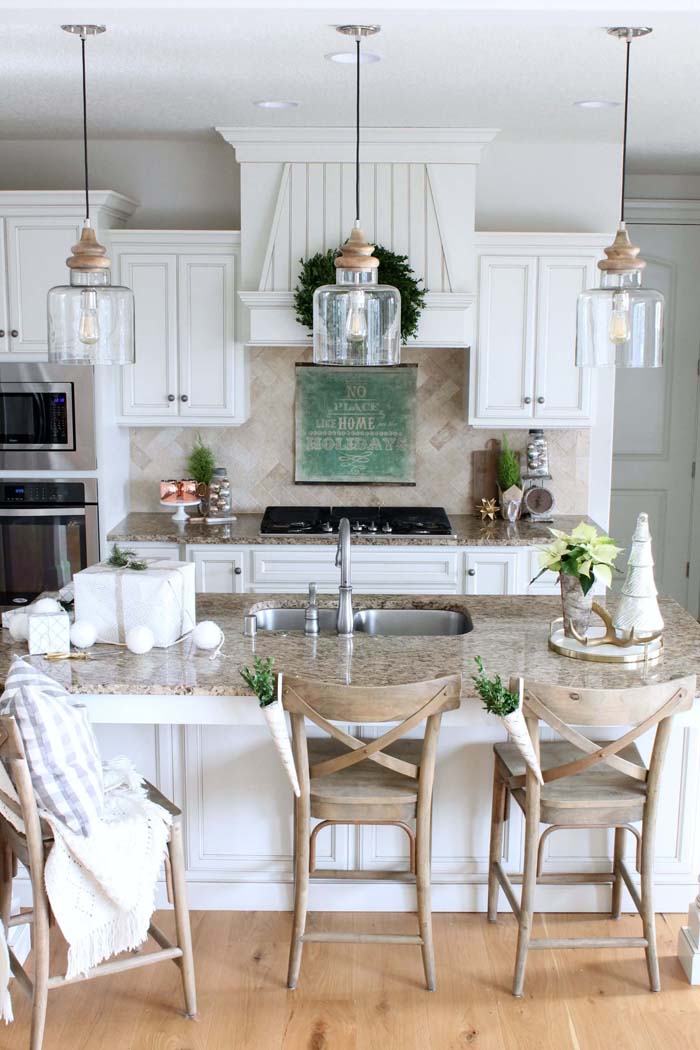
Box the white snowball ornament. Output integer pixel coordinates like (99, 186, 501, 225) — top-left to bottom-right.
(192, 620, 224, 650)
(125, 626, 155, 655)
(9, 612, 29, 642)
(70, 620, 97, 649)
(33, 597, 62, 615)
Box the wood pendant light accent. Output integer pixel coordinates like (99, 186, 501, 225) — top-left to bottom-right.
(334, 223, 380, 272)
(598, 222, 646, 274)
(66, 221, 111, 271)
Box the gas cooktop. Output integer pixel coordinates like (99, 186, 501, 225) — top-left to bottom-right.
(259, 506, 454, 537)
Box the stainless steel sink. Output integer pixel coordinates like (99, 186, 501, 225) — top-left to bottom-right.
(253, 608, 338, 633)
(252, 606, 472, 637)
(353, 608, 473, 636)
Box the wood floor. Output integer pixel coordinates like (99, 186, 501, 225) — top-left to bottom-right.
(3, 911, 699, 1049)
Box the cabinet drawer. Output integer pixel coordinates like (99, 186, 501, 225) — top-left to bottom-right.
(250, 546, 461, 594)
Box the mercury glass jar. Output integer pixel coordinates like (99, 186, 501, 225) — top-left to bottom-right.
(313, 223, 401, 366)
(205, 467, 233, 522)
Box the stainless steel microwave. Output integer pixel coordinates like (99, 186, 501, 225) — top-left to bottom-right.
(0, 363, 96, 471)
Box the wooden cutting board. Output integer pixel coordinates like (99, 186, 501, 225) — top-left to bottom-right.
(472, 442, 501, 507)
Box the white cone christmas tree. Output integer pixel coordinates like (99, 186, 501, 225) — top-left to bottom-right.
(612, 512, 664, 637)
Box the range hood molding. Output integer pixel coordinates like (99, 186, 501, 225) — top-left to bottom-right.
(217, 125, 498, 348)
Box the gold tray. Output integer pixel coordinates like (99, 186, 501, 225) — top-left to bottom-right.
(549, 619, 663, 666)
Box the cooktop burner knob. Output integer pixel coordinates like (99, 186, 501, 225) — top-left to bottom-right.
(368, 521, 377, 532)
(381, 522, 393, 533)
(321, 521, 333, 532)
(352, 521, 363, 532)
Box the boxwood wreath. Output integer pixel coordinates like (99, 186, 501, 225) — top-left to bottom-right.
(294, 246, 426, 344)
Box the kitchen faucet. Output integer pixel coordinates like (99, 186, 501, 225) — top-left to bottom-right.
(335, 517, 354, 635)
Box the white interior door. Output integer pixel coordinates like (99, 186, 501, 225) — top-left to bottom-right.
(0, 221, 8, 351)
(611, 223, 700, 612)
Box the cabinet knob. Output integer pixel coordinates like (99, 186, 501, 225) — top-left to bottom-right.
(0, 330, 4, 338)
(234, 566, 242, 575)
(10, 330, 18, 339)
(467, 568, 476, 577)
(167, 394, 176, 402)
(523, 396, 532, 405)
(180, 394, 189, 403)
(537, 396, 545, 404)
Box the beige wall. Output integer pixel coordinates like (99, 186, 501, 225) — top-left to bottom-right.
(129, 346, 589, 516)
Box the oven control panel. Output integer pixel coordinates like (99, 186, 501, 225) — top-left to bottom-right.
(0, 481, 92, 507)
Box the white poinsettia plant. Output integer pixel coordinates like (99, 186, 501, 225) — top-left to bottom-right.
(532, 522, 622, 595)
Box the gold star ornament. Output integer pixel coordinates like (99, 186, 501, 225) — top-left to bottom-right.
(477, 498, 498, 521)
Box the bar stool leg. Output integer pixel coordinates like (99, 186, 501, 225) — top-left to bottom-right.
(30, 881, 51, 1050)
(287, 793, 310, 989)
(611, 826, 626, 919)
(488, 765, 507, 922)
(640, 820, 660, 991)
(513, 812, 538, 997)
(168, 819, 198, 1018)
(416, 803, 436, 991)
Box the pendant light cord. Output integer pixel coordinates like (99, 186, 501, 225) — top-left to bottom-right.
(619, 37, 631, 225)
(81, 34, 90, 221)
(355, 35, 361, 223)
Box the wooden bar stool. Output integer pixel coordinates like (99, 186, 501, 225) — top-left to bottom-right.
(280, 672, 461, 991)
(0, 715, 197, 1050)
(487, 674, 695, 997)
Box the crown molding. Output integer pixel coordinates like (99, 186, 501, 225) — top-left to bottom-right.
(216, 126, 500, 164)
(625, 198, 700, 224)
(0, 190, 138, 222)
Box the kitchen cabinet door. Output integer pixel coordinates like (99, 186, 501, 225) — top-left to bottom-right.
(534, 256, 594, 423)
(4, 216, 82, 357)
(177, 255, 236, 418)
(118, 254, 180, 419)
(472, 255, 537, 422)
(191, 549, 245, 593)
(465, 550, 519, 595)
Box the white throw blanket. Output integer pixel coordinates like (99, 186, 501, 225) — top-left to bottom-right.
(0, 756, 171, 1023)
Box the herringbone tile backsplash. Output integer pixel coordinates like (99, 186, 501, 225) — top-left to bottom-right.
(129, 347, 590, 515)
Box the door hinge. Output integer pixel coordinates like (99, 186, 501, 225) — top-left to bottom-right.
(693, 461, 697, 480)
(686, 562, 691, 579)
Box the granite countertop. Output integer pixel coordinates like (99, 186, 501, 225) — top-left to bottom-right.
(107, 512, 600, 548)
(2, 594, 697, 700)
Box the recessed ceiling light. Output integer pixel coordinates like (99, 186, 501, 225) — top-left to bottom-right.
(574, 99, 621, 109)
(253, 99, 300, 109)
(325, 50, 381, 64)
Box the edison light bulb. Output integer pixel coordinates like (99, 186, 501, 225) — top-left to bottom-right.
(608, 290, 631, 345)
(345, 289, 368, 343)
(78, 288, 100, 346)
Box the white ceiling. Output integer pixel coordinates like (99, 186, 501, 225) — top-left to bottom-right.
(1, 3, 700, 171)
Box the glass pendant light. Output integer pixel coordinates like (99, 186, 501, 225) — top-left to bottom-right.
(48, 25, 135, 366)
(576, 28, 663, 369)
(313, 25, 401, 366)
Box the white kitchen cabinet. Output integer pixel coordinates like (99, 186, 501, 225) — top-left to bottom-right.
(249, 545, 461, 595)
(469, 234, 606, 428)
(109, 232, 245, 426)
(190, 548, 246, 594)
(465, 549, 519, 595)
(0, 192, 136, 359)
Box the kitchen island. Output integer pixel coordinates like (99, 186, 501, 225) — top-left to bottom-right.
(1, 591, 698, 928)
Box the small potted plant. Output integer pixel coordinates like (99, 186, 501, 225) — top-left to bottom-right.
(472, 657, 542, 783)
(186, 436, 216, 517)
(240, 656, 300, 796)
(496, 436, 523, 520)
(532, 522, 622, 638)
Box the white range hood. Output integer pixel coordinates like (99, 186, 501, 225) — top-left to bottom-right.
(216, 126, 498, 348)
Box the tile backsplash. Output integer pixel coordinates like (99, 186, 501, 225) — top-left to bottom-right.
(129, 346, 590, 515)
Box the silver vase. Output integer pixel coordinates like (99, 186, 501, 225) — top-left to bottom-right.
(560, 573, 593, 639)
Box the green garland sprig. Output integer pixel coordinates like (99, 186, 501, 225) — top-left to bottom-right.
(472, 656, 519, 717)
(106, 544, 147, 572)
(293, 246, 426, 344)
(240, 656, 276, 708)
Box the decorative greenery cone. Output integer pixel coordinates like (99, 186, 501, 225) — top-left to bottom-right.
(240, 658, 300, 797)
(472, 658, 543, 785)
(612, 512, 664, 637)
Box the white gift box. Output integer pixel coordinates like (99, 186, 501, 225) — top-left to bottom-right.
(73, 559, 196, 648)
(27, 611, 71, 656)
